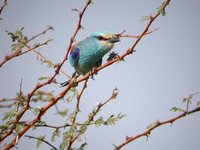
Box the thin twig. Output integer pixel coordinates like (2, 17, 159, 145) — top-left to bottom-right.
(67, 88, 118, 149)
(16, 79, 23, 112)
(0, 39, 53, 67)
(0, 98, 17, 102)
(0, 102, 17, 108)
(67, 79, 89, 149)
(0, 0, 8, 15)
(0, 27, 55, 69)
(24, 135, 58, 150)
(76, 78, 88, 111)
(33, 122, 95, 129)
(29, 26, 54, 42)
(75, 0, 170, 85)
(2, 1, 92, 149)
(1, 0, 170, 149)
(33, 49, 70, 78)
(120, 28, 159, 38)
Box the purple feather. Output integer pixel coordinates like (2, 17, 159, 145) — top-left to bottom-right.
(70, 47, 80, 61)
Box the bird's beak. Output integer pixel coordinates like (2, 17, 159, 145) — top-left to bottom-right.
(109, 36, 120, 43)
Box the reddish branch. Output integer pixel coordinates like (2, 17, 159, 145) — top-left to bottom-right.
(76, 78, 88, 111)
(1, 1, 92, 149)
(67, 79, 89, 149)
(0, 27, 54, 68)
(120, 28, 159, 38)
(0, 91, 54, 108)
(67, 88, 118, 150)
(1, 0, 174, 149)
(74, 0, 171, 86)
(29, 26, 54, 42)
(33, 49, 71, 78)
(0, 98, 17, 108)
(2, 0, 170, 148)
(0, 39, 53, 67)
(114, 107, 200, 150)
(0, 102, 17, 108)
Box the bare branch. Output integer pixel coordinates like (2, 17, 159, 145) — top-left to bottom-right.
(73, 0, 171, 89)
(113, 107, 200, 150)
(0, 0, 8, 16)
(1, 1, 92, 149)
(120, 28, 159, 38)
(67, 88, 119, 149)
(16, 79, 23, 112)
(25, 135, 58, 150)
(76, 79, 88, 111)
(33, 48, 70, 78)
(0, 39, 53, 68)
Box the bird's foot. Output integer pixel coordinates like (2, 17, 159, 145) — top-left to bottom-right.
(89, 68, 98, 80)
(70, 77, 78, 87)
(107, 51, 119, 61)
(107, 51, 125, 62)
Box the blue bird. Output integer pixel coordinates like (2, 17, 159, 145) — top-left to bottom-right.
(61, 31, 120, 86)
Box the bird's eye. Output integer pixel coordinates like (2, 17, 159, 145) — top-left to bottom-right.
(97, 36, 105, 40)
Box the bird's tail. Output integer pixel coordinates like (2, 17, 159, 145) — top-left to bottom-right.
(60, 81, 70, 87)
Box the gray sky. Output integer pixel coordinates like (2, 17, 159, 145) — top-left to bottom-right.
(1, 0, 200, 150)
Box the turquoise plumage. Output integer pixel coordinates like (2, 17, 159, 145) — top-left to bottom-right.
(69, 31, 120, 74)
(61, 32, 120, 86)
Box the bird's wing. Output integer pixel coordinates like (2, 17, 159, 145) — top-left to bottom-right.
(69, 47, 80, 67)
(95, 58, 102, 68)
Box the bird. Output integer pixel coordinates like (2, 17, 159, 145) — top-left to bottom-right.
(61, 31, 120, 86)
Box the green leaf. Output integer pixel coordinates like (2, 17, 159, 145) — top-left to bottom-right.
(38, 76, 50, 80)
(37, 121, 46, 126)
(6, 27, 28, 51)
(3, 110, 19, 121)
(56, 109, 69, 117)
(36, 136, 46, 148)
(170, 107, 185, 112)
(197, 101, 200, 107)
(183, 95, 193, 104)
(162, 10, 167, 16)
(78, 142, 87, 150)
(51, 129, 61, 142)
(157, 2, 167, 16)
(79, 124, 87, 134)
(104, 113, 125, 126)
(95, 116, 105, 126)
(33, 107, 41, 115)
(0, 124, 10, 135)
(15, 122, 25, 133)
(140, 15, 151, 22)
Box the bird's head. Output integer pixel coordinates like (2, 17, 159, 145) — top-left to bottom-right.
(91, 31, 120, 48)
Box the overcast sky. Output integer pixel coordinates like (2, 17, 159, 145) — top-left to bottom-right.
(1, 0, 200, 150)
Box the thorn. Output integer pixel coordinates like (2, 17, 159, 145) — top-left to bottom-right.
(112, 143, 119, 150)
(81, 25, 85, 30)
(126, 136, 131, 141)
